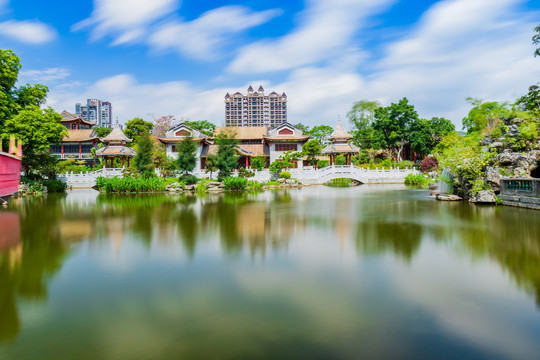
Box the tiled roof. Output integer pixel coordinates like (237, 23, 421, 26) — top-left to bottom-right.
(157, 137, 206, 144)
(263, 135, 310, 142)
(214, 126, 268, 140)
(101, 124, 132, 143)
(329, 120, 353, 140)
(60, 111, 96, 126)
(322, 143, 360, 153)
(96, 146, 136, 156)
(62, 129, 99, 142)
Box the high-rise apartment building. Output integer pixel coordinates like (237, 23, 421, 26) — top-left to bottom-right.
(225, 85, 287, 127)
(75, 99, 113, 128)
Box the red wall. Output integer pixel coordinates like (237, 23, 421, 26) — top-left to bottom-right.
(0, 153, 21, 197)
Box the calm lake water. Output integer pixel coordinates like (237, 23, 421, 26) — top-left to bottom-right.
(1, 186, 540, 359)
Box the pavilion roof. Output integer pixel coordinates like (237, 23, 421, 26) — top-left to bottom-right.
(62, 129, 99, 142)
(329, 120, 353, 141)
(101, 124, 132, 143)
(96, 146, 136, 157)
(322, 143, 360, 154)
(60, 111, 96, 127)
(201, 144, 269, 157)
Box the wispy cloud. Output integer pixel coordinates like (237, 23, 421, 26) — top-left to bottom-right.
(228, 0, 394, 73)
(0, 19, 56, 44)
(72, 0, 179, 45)
(148, 6, 281, 60)
(20, 68, 71, 82)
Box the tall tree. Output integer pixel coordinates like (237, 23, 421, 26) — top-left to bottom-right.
(185, 120, 215, 136)
(133, 130, 154, 175)
(308, 125, 333, 144)
(516, 85, 540, 112)
(348, 100, 381, 149)
(2, 106, 65, 175)
(373, 98, 419, 161)
(462, 98, 509, 134)
(93, 127, 112, 138)
(533, 24, 540, 57)
(430, 117, 455, 140)
(124, 117, 153, 142)
(215, 130, 239, 180)
(0, 49, 63, 174)
(302, 139, 321, 166)
(153, 115, 174, 137)
(294, 123, 310, 133)
(176, 135, 197, 176)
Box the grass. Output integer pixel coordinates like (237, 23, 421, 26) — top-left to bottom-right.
(95, 176, 166, 193)
(404, 173, 433, 188)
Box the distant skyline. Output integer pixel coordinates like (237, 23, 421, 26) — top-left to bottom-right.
(2, 0, 540, 130)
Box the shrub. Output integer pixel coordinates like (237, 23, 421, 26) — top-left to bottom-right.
(396, 160, 415, 169)
(317, 160, 329, 168)
(44, 179, 67, 193)
(247, 180, 263, 190)
(179, 174, 198, 185)
(122, 167, 139, 178)
(334, 155, 346, 165)
(380, 158, 393, 168)
(94, 176, 166, 193)
(279, 171, 291, 179)
(404, 173, 433, 188)
(238, 167, 255, 178)
(419, 157, 438, 173)
(223, 176, 248, 190)
(195, 182, 207, 192)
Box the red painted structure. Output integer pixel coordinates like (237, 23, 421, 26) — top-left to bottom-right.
(0, 152, 21, 197)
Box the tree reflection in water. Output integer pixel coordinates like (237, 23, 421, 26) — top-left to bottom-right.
(1, 188, 540, 348)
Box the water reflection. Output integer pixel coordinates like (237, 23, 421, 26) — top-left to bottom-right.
(0, 188, 540, 357)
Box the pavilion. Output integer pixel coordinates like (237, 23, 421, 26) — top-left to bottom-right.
(96, 124, 136, 168)
(322, 120, 360, 165)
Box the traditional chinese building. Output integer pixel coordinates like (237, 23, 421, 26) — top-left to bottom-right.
(96, 124, 136, 168)
(50, 111, 100, 162)
(158, 122, 310, 170)
(157, 123, 211, 172)
(322, 120, 359, 165)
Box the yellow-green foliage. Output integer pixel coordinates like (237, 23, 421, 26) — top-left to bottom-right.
(434, 132, 495, 180)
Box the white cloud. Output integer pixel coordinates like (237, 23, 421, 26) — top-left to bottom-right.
(72, 0, 179, 45)
(52, 0, 540, 131)
(148, 6, 281, 60)
(0, 20, 56, 44)
(20, 68, 71, 82)
(228, 0, 394, 73)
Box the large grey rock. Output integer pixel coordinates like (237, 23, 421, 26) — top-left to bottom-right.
(469, 190, 496, 204)
(436, 194, 463, 201)
(485, 167, 502, 191)
(489, 142, 504, 151)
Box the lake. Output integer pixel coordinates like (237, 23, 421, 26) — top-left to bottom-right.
(1, 186, 540, 359)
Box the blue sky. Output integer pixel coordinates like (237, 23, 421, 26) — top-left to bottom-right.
(1, 0, 540, 129)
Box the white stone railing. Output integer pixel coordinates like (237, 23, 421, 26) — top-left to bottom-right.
(59, 165, 418, 188)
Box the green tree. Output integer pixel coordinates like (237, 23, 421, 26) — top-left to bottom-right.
(1, 106, 65, 175)
(133, 130, 154, 175)
(516, 84, 540, 112)
(124, 118, 153, 142)
(373, 98, 419, 161)
(462, 98, 509, 134)
(293, 123, 310, 133)
(215, 130, 239, 180)
(334, 154, 347, 165)
(430, 117, 455, 139)
(308, 125, 333, 144)
(409, 118, 433, 155)
(533, 24, 540, 57)
(205, 154, 218, 178)
(250, 156, 266, 171)
(176, 135, 197, 176)
(185, 120, 215, 136)
(93, 127, 112, 137)
(348, 100, 380, 130)
(302, 139, 321, 166)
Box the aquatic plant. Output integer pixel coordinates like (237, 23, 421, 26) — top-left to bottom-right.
(95, 176, 166, 193)
(222, 176, 248, 190)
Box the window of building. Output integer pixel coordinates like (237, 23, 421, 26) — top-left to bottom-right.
(275, 144, 297, 151)
(171, 145, 177, 152)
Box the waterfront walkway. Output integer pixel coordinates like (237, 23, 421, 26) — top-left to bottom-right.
(58, 165, 418, 188)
